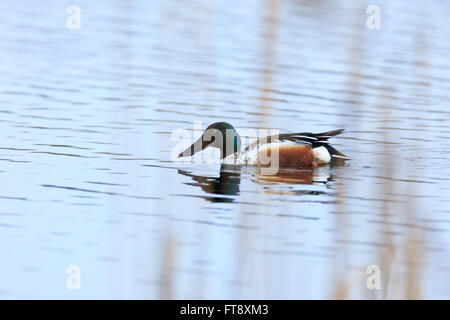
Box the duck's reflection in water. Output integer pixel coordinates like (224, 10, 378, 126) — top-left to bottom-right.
(257, 166, 332, 185)
(178, 165, 241, 203)
(178, 165, 335, 202)
(256, 166, 333, 197)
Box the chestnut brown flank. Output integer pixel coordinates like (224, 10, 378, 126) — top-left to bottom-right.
(258, 144, 315, 166)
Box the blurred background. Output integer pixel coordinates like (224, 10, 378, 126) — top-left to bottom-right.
(0, 0, 449, 299)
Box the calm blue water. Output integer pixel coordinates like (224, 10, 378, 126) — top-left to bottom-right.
(1, 0, 449, 299)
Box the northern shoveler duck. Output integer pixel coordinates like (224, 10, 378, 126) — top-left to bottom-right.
(178, 122, 349, 167)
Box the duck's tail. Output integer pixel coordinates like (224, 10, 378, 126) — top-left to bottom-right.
(310, 129, 350, 160)
(289, 129, 349, 160)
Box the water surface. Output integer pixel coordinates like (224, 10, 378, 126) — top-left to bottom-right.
(1, 0, 450, 299)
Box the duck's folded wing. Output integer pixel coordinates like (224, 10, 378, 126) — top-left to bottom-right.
(244, 129, 345, 150)
(244, 129, 350, 160)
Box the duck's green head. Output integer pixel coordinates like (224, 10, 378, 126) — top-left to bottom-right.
(178, 122, 241, 159)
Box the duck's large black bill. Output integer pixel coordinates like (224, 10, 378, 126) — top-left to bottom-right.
(178, 136, 212, 158)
